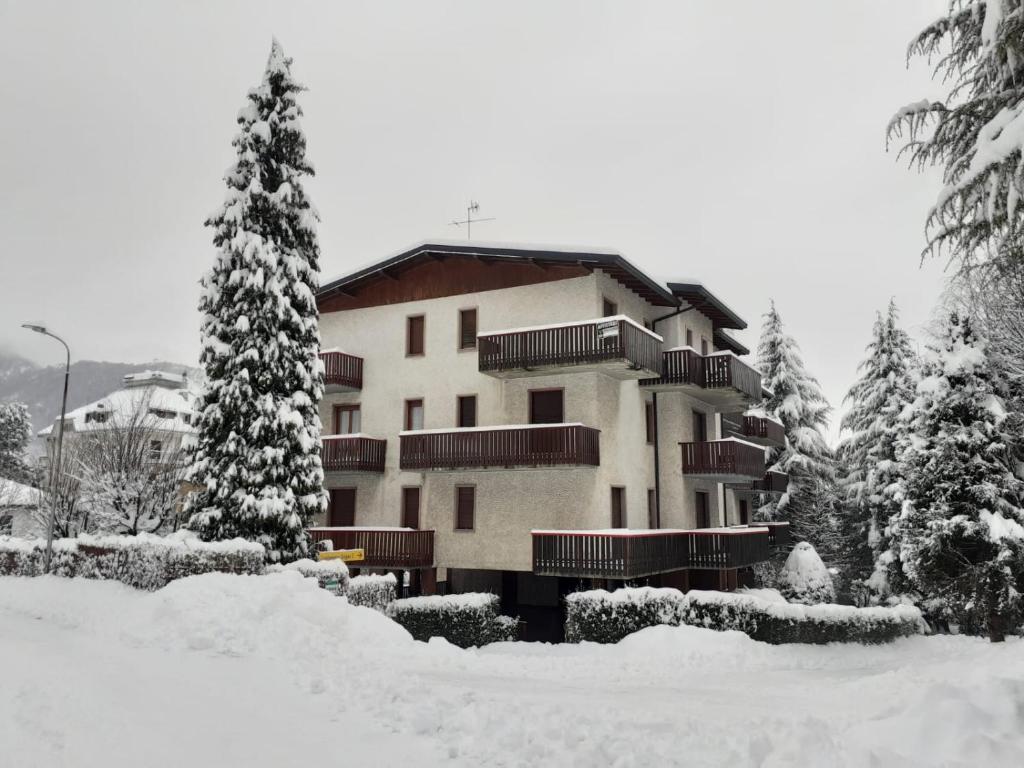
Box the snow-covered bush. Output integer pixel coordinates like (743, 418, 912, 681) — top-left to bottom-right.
(777, 542, 836, 605)
(564, 586, 923, 645)
(346, 573, 397, 612)
(0, 531, 265, 590)
(387, 593, 519, 648)
(266, 558, 349, 595)
(565, 587, 684, 644)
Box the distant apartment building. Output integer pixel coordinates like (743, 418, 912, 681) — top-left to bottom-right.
(313, 241, 789, 639)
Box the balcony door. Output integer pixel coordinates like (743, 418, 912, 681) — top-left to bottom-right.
(329, 488, 356, 527)
(692, 410, 708, 442)
(739, 498, 749, 525)
(695, 490, 710, 529)
(405, 399, 424, 431)
(529, 389, 564, 424)
(402, 487, 420, 529)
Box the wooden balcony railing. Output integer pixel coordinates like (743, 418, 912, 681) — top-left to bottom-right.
(320, 350, 363, 391)
(478, 317, 663, 377)
(761, 521, 791, 549)
(321, 435, 386, 473)
(531, 526, 776, 578)
(309, 527, 434, 569)
(742, 415, 786, 445)
(641, 350, 762, 405)
(680, 439, 765, 479)
(532, 529, 690, 578)
(685, 527, 771, 570)
(400, 424, 600, 471)
(751, 470, 789, 495)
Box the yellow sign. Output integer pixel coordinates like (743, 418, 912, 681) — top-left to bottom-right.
(318, 548, 365, 563)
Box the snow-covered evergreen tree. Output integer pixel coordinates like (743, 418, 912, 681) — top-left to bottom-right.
(888, 313, 1024, 641)
(836, 301, 917, 601)
(186, 40, 326, 563)
(0, 402, 34, 485)
(757, 302, 840, 560)
(888, 0, 1024, 268)
(777, 542, 836, 605)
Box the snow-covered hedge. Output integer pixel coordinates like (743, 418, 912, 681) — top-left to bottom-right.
(346, 573, 397, 612)
(777, 542, 835, 605)
(0, 532, 265, 590)
(565, 586, 924, 645)
(386, 593, 519, 648)
(266, 558, 350, 595)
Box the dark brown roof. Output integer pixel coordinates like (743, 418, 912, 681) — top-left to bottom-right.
(667, 283, 746, 330)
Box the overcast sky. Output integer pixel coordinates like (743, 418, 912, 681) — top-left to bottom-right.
(0, 1, 950, 440)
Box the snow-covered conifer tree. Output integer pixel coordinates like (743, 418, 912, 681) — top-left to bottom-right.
(0, 402, 34, 485)
(757, 302, 839, 560)
(888, 313, 1024, 641)
(186, 40, 326, 562)
(777, 542, 836, 605)
(888, 0, 1024, 268)
(836, 301, 917, 600)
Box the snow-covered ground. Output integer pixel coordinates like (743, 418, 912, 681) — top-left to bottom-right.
(1, 574, 1022, 767)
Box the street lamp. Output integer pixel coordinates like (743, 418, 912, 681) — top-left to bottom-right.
(21, 324, 70, 573)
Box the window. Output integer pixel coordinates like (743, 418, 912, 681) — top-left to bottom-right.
(611, 487, 626, 528)
(402, 487, 421, 529)
(692, 410, 708, 442)
(739, 498, 749, 526)
(685, 329, 694, 348)
(643, 319, 652, 330)
(459, 308, 477, 350)
(602, 297, 618, 317)
(645, 401, 655, 444)
(334, 404, 361, 435)
(406, 315, 425, 356)
(455, 486, 475, 530)
(85, 411, 109, 425)
(329, 488, 356, 526)
(695, 491, 710, 529)
(700, 337, 709, 355)
(529, 389, 564, 424)
(149, 408, 176, 420)
(404, 399, 424, 431)
(457, 395, 477, 428)
(148, 440, 163, 462)
(648, 489, 658, 529)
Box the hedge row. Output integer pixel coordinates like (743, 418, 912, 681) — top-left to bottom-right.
(346, 573, 397, 612)
(266, 558, 350, 595)
(387, 593, 519, 648)
(0, 532, 266, 591)
(565, 587, 924, 645)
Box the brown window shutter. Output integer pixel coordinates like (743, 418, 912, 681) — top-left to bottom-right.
(456, 486, 475, 530)
(329, 488, 356, 527)
(457, 395, 477, 428)
(692, 410, 707, 442)
(611, 487, 625, 528)
(402, 487, 421, 529)
(407, 315, 425, 356)
(645, 402, 655, 444)
(459, 309, 477, 349)
(529, 389, 564, 424)
(695, 491, 709, 529)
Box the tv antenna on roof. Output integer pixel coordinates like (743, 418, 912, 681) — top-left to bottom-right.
(450, 200, 496, 240)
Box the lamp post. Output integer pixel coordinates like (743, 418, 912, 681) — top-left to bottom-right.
(21, 324, 70, 573)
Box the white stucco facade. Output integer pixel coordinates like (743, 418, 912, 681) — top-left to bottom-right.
(317, 250, 764, 576)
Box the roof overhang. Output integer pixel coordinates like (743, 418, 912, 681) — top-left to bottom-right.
(667, 283, 747, 330)
(318, 241, 677, 307)
(713, 329, 749, 356)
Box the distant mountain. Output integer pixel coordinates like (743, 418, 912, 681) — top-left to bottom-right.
(0, 351, 197, 453)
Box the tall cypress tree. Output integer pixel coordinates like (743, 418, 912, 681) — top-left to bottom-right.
(757, 302, 839, 560)
(836, 301, 917, 601)
(888, 313, 1024, 641)
(888, 0, 1024, 268)
(186, 40, 326, 562)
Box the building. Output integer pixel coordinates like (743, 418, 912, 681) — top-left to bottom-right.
(313, 240, 789, 639)
(0, 479, 43, 538)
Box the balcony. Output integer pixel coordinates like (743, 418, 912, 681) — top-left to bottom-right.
(641, 350, 761, 409)
(680, 438, 765, 482)
(531, 526, 774, 578)
(321, 435, 386, 473)
(477, 316, 663, 380)
(722, 411, 785, 447)
(750, 470, 789, 495)
(761, 521, 791, 549)
(320, 350, 363, 393)
(400, 424, 600, 471)
(309, 527, 434, 569)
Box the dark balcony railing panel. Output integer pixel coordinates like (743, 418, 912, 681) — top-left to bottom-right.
(761, 522, 791, 549)
(751, 470, 789, 495)
(680, 440, 765, 478)
(532, 531, 690, 579)
(478, 319, 662, 375)
(685, 529, 771, 569)
(401, 425, 600, 471)
(320, 351, 363, 390)
(705, 354, 762, 401)
(321, 436, 387, 473)
(641, 348, 705, 387)
(309, 527, 434, 568)
(742, 416, 786, 445)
